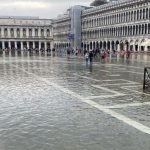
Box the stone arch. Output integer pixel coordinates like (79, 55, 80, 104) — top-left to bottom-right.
(96, 41, 99, 49)
(146, 8, 149, 19)
(111, 41, 115, 50)
(103, 41, 107, 49)
(107, 41, 111, 50)
(100, 41, 103, 49)
(120, 40, 124, 51)
(140, 39, 146, 51)
(116, 40, 120, 51)
(90, 42, 92, 50)
(130, 40, 134, 51)
(125, 40, 129, 51)
(135, 39, 139, 51)
(145, 24, 148, 34)
(93, 41, 96, 50)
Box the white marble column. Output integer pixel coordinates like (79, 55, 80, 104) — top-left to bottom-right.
(1, 28, 4, 38)
(27, 42, 29, 49)
(110, 42, 113, 52)
(45, 42, 47, 50)
(26, 28, 29, 38)
(38, 28, 41, 37)
(8, 41, 11, 49)
(15, 41, 17, 49)
(44, 29, 47, 37)
(20, 28, 23, 38)
(33, 42, 35, 49)
(138, 43, 141, 51)
(14, 28, 17, 38)
(2, 41, 5, 49)
(8, 28, 11, 38)
(33, 28, 35, 37)
(21, 42, 23, 50)
(39, 41, 41, 50)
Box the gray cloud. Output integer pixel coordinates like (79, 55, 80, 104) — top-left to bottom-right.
(0, 0, 92, 19)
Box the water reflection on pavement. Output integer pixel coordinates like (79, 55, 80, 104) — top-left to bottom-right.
(0, 52, 150, 150)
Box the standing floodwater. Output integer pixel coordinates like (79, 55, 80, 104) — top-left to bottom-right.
(0, 54, 150, 150)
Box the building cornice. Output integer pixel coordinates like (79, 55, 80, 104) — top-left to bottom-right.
(82, 0, 147, 16)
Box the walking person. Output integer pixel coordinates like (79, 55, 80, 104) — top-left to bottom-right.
(85, 50, 89, 64)
(67, 48, 71, 59)
(104, 50, 108, 63)
(89, 50, 94, 64)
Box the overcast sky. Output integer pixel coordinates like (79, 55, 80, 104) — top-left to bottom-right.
(0, 0, 93, 19)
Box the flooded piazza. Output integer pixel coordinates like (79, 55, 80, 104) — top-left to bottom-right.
(0, 52, 150, 150)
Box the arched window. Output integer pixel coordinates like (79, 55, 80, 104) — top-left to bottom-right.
(104, 17, 106, 25)
(142, 24, 144, 34)
(95, 19, 97, 27)
(127, 26, 130, 35)
(115, 15, 117, 23)
(4, 28, 8, 37)
(125, 26, 127, 36)
(120, 27, 123, 36)
(140, 9, 142, 19)
(129, 12, 131, 21)
(134, 11, 136, 21)
(47, 29, 50, 37)
(146, 8, 148, 19)
(126, 12, 128, 22)
(122, 26, 125, 36)
(117, 14, 119, 23)
(143, 9, 145, 19)
(102, 29, 104, 37)
(23, 29, 26, 37)
(10, 28, 14, 37)
(133, 26, 135, 35)
(41, 29, 44, 37)
(131, 11, 133, 21)
(148, 24, 150, 34)
(29, 29, 32, 37)
(136, 25, 138, 35)
(145, 24, 147, 34)
(17, 28, 20, 37)
(137, 10, 139, 20)
(130, 26, 133, 36)
(119, 14, 121, 23)
(107, 16, 109, 25)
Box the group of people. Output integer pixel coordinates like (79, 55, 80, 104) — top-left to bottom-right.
(84, 49, 108, 64)
(120, 49, 131, 59)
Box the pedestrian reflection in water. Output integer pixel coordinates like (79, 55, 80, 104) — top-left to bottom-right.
(86, 62, 93, 73)
(17, 50, 21, 56)
(89, 64, 93, 72)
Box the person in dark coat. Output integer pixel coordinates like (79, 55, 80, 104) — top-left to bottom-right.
(89, 50, 94, 63)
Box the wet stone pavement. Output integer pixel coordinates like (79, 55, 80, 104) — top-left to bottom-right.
(0, 53, 150, 150)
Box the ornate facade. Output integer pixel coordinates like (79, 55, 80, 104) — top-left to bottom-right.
(82, 0, 150, 51)
(53, 0, 150, 52)
(0, 16, 52, 50)
(53, 14, 71, 49)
